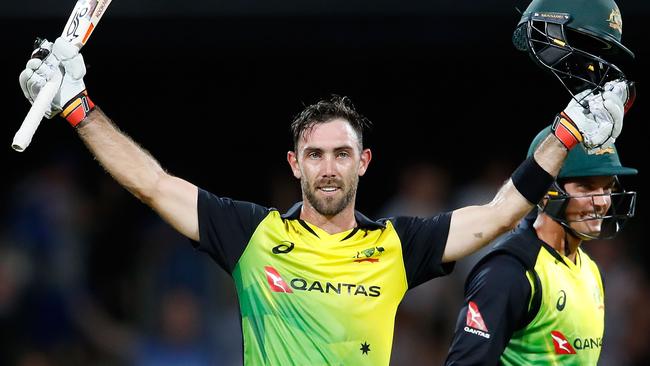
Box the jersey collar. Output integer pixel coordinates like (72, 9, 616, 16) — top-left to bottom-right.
(281, 202, 385, 230)
(521, 211, 570, 267)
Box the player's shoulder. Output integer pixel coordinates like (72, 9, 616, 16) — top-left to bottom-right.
(381, 211, 453, 232)
(491, 214, 543, 268)
(466, 218, 543, 285)
(468, 250, 530, 283)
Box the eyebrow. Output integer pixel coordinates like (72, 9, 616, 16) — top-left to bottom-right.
(302, 145, 355, 153)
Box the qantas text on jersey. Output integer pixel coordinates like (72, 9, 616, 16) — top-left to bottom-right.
(265, 266, 381, 297)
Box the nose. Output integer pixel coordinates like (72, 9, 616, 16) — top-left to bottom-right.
(591, 190, 611, 214)
(321, 155, 337, 178)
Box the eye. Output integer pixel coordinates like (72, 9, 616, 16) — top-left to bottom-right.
(607, 181, 617, 192)
(337, 151, 350, 158)
(307, 151, 321, 159)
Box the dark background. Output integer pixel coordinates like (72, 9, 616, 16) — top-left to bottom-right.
(1, 0, 648, 365)
(2, 0, 646, 257)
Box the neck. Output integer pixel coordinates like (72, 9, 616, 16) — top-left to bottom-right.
(299, 200, 357, 235)
(533, 213, 582, 263)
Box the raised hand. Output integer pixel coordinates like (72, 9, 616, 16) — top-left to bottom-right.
(18, 37, 94, 127)
(552, 79, 630, 153)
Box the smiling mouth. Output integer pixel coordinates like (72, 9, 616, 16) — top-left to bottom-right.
(318, 187, 340, 193)
(580, 211, 606, 220)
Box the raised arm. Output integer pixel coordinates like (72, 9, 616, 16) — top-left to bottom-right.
(19, 37, 199, 241)
(442, 81, 631, 262)
(76, 109, 199, 241)
(443, 134, 564, 262)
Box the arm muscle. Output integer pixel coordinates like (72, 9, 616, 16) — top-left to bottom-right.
(76, 108, 199, 240)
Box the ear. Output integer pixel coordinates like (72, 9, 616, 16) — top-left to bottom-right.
(287, 151, 301, 179)
(358, 148, 372, 177)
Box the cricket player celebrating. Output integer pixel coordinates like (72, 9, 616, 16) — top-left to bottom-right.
(18, 14, 631, 366)
(445, 128, 637, 365)
(446, 0, 637, 364)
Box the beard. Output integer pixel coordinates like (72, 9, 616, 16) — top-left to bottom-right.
(302, 175, 358, 217)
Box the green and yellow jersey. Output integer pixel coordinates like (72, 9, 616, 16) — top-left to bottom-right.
(446, 213, 605, 365)
(194, 189, 453, 365)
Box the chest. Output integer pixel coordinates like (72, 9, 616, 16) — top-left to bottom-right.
(235, 219, 409, 302)
(531, 250, 605, 351)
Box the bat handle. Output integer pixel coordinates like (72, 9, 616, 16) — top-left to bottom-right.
(12, 70, 62, 152)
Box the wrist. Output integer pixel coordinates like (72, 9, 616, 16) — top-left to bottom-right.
(511, 156, 555, 205)
(60, 90, 96, 127)
(551, 112, 582, 150)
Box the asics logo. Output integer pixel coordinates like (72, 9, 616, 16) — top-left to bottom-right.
(272, 241, 295, 254)
(556, 290, 567, 311)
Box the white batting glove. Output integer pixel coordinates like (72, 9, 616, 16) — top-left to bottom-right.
(18, 37, 91, 124)
(552, 80, 629, 153)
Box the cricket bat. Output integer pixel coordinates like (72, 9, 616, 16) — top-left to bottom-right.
(12, 0, 112, 152)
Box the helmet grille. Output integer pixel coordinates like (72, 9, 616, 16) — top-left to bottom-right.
(512, 24, 529, 51)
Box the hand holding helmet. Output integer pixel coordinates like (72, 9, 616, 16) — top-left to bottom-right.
(552, 79, 628, 153)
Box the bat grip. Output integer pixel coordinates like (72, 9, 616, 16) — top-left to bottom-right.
(12, 70, 62, 152)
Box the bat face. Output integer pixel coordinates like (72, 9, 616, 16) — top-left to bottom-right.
(62, 0, 111, 47)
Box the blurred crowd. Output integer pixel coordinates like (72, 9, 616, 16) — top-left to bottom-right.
(1, 154, 648, 366)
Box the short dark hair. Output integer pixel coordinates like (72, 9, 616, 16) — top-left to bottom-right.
(290, 95, 372, 150)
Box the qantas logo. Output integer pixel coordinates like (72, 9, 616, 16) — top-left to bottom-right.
(463, 301, 490, 339)
(264, 266, 293, 293)
(466, 301, 488, 331)
(550, 331, 602, 354)
(551, 331, 577, 354)
(263, 266, 380, 297)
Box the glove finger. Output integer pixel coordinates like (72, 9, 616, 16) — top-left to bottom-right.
(19, 69, 36, 102)
(603, 80, 627, 105)
(33, 60, 57, 81)
(52, 37, 79, 61)
(41, 52, 60, 71)
(23, 55, 55, 101)
(25, 58, 44, 71)
(604, 79, 628, 95)
(603, 98, 624, 139)
(62, 53, 86, 80)
(30, 52, 62, 84)
(602, 90, 624, 111)
(26, 74, 46, 102)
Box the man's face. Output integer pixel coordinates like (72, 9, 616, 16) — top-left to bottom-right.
(563, 176, 615, 238)
(287, 119, 371, 216)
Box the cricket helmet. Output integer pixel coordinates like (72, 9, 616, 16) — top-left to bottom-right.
(527, 126, 637, 240)
(513, 0, 634, 99)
